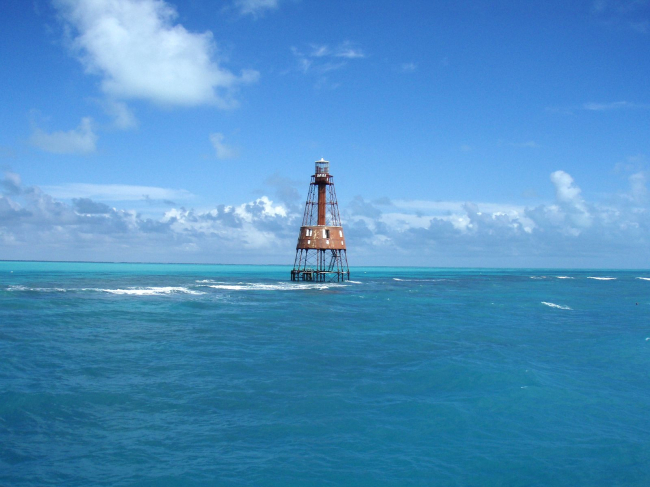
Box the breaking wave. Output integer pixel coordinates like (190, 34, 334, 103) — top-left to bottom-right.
(7, 285, 68, 293)
(6, 285, 205, 296)
(636, 277, 650, 281)
(393, 278, 446, 282)
(206, 282, 345, 291)
(587, 277, 617, 280)
(541, 302, 572, 310)
(95, 287, 205, 296)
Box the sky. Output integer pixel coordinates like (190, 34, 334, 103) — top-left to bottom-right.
(1, 0, 649, 267)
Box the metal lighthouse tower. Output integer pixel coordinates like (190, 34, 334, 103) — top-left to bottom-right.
(291, 159, 350, 282)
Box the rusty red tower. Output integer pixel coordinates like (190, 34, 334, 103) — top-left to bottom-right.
(291, 159, 350, 282)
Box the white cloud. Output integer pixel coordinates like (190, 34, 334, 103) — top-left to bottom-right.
(550, 170, 582, 204)
(629, 171, 648, 203)
(510, 141, 540, 148)
(234, 0, 279, 16)
(334, 42, 365, 59)
(3, 170, 650, 267)
(54, 0, 259, 108)
(42, 183, 194, 202)
(401, 62, 417, 72)
(583, 101, 649, 110)
(209, 133, 238, 159)
(102, 99, 138, 129)
(30, 117, 97, 154)
(291, 42, 365, 78)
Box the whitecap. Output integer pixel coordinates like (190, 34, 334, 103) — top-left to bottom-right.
(96, 287, 205, 296)
(392, 278, 445, 282)
(541, 301, 572, 310)
(208, 282, 341, 291)
(347, 281, 363, 284)
(556, 276, 574, 279)
(636, 277, 650, 281)
(7, 285, 68, 292)
(587, 277, 616, 280)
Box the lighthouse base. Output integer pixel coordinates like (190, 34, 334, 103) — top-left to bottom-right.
(291, 249, 350, 282)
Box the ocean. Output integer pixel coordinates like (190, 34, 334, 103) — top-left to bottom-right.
(1, 261, 649, 486)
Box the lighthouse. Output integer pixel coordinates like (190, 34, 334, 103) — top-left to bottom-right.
(290, 159, 350, 282)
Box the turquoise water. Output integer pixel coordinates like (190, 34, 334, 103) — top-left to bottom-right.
(1, 262, 649, 486)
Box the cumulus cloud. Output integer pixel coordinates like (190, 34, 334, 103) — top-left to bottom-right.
(0, 172, 296, 263)
(54, 0, 259, 108)
(548, 170, 592, 230)
(1, 172, 22, 195)
(209, 133, 238, 159)
(30, 117, 97, 154)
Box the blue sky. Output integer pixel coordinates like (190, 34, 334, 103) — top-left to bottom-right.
(1, 0, 649, 267)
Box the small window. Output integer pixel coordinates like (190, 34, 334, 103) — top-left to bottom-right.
(339, 230, 343, 237)
(326, 239, 329, 245)
(307, 240, 311, 245)
(324, 229, 330, 238)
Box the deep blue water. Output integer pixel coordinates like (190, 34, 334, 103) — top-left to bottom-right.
(1, 262, 649, 486)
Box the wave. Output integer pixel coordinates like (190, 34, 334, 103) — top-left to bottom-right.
(393, 278, 446, 282)
(7, 285, 205, 296)
(587, 277, 616, 280)
(207, 282, 344, 291)
(530, 276, 547, 279)
(636, 277, 650, 281)
(347, 281, 363, 284)
(556, 276, 574, 279)
(542, 302, 572, 310)
(95, 286, 205, 296)
(7, 285, 69, 293)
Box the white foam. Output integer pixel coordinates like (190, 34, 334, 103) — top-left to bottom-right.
(587, 277, 616, 280)
(393, 278, 446, 282)
(96, 287, 205, 296)
(208, 282, 342, 291)
(556, 276, 574, 279)
(541, 301, 572, 310)
(636, 277, 650, 281)
(530, 276, 547, 279)
(347, 281, 362, 284)
(7, 285, 68, 292)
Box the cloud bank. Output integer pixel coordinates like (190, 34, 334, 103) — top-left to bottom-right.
(1, 169, 649, 267)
